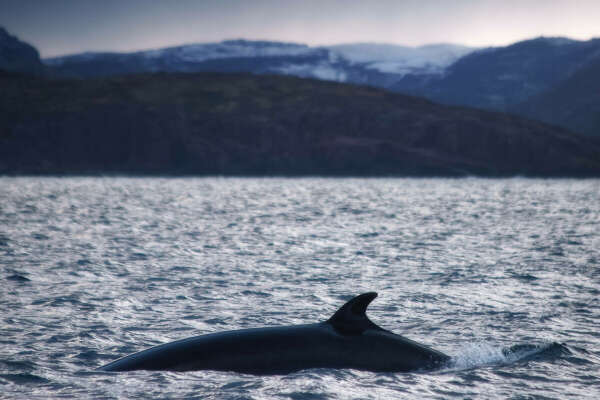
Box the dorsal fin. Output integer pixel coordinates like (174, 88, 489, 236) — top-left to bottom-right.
(326, 292, 381, 335)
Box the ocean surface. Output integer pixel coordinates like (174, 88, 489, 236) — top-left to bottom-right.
(1, 177, 599, 399)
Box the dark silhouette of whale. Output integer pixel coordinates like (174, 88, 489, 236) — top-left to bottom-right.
(98, 292, 449, 374)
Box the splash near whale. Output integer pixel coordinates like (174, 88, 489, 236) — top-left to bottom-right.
(98, 292, 450, 374)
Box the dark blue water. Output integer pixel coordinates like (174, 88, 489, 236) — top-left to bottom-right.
(1, 177, 599, 399)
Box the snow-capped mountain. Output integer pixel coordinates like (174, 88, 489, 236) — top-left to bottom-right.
(46, 40, 321, 68)
(43, 39, 475, 85)
(41, 36, 600, 138)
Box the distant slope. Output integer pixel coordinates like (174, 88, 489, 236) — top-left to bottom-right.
(394, 37, 600, 111)
(511, 61, 600, 137)
(1, 72, 599, 176)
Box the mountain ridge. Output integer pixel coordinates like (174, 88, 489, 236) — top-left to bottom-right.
(42, 38, 475, 82)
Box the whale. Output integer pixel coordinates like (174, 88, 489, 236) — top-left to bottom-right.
(98, 292, 450, 374)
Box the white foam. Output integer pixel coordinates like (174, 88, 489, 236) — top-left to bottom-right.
(449, 342, 507, 370)
(447, 341, 547, 371)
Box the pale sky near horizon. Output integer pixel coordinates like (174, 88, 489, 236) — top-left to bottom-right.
(1, 0, 600, 58)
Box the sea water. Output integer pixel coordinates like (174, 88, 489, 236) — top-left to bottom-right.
(1, 177, 599, 399)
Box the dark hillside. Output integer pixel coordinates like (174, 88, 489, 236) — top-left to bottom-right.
(1, 72, 599, 176)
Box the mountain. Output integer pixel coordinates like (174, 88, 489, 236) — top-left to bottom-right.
(2, 26, 599, 172)
(44, 39, 474, 85)
(45, 36, 600, 116)
(391, 37, 600, 138)
(512, 60, 600, 137)
(2, 71, 599, 176)
(391, 37, 600, 111)
(395, 37, 600, 112)
(42, 35, 600, 138)
(0, 27, 43, 75)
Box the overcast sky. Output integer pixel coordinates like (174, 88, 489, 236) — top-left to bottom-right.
(2, 0, 600, 58)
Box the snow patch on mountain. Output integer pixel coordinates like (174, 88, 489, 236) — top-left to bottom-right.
(141, 40, 320, 63)
(270, 63, 348, 82)
(326, 43, 475, 75)
(46, 40, 321, 66)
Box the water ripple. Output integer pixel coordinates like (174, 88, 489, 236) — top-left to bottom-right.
(1, 177, 599, 399)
